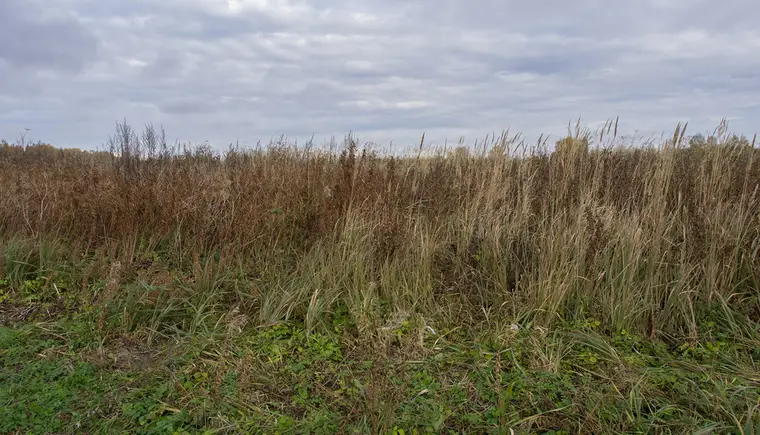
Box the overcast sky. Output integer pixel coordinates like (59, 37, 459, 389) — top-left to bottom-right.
(1, 0, 758, 151)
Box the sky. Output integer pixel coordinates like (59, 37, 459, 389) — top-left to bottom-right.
(1, 0, 758, 151)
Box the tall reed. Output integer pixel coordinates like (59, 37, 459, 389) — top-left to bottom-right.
(1, 121, 758, 341)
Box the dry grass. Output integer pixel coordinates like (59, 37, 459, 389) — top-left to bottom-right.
(1, 121, 759, 340)
(2, 120, 760, 433)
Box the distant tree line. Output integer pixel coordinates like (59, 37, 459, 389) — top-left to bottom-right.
(0, 139, 112, 164)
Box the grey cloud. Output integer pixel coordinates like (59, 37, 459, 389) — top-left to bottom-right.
(0, 0, 98, 72)
(0, 0, 758, 149)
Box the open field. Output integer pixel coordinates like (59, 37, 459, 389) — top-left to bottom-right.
(1, 122, 760, 434)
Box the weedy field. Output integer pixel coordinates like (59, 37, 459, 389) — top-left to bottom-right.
(1, 121, 759, 434)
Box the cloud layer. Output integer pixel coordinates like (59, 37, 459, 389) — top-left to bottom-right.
(1, 0, 758, 150)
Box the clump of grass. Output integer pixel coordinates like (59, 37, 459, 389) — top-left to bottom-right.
(1, 119, 759, 433)
(1, 119, 758, 337)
